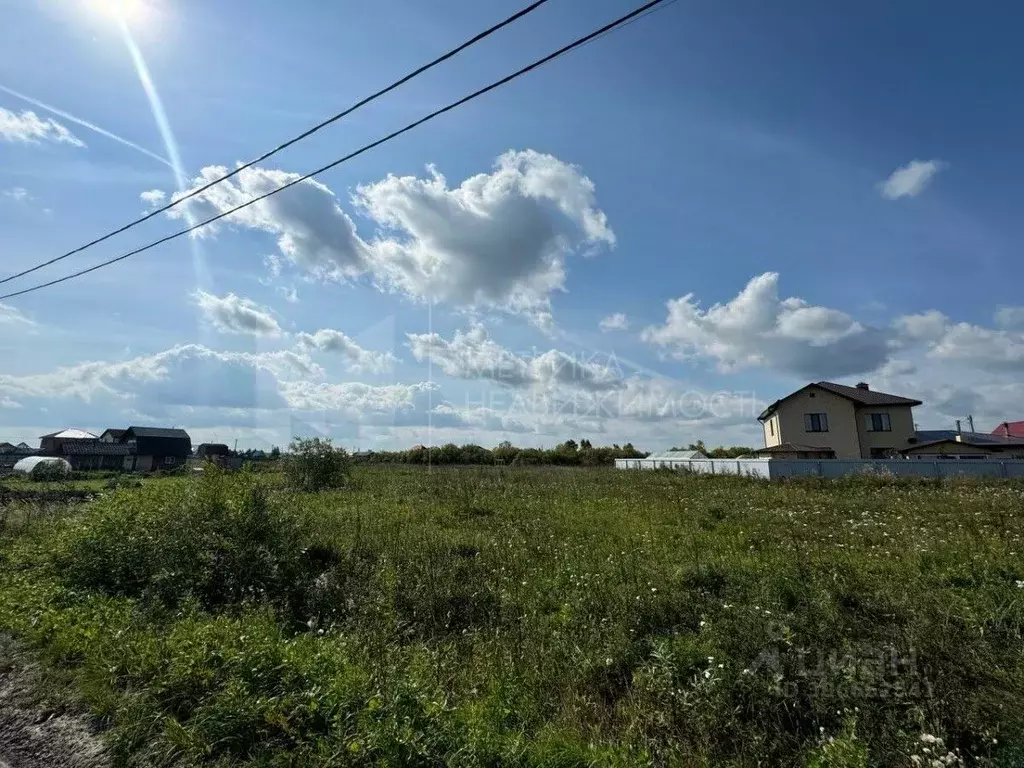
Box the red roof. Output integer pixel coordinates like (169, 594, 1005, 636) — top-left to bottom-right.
(992, 421, 1024, 438)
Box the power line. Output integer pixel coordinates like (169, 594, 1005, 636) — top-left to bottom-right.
(0, 0, 670, 302)
(0, 0, 553, 288)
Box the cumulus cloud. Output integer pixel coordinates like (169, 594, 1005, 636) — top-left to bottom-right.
(599, 312, 629, 332)
(170, 165, 371, 279)
(406, 324, 623, 392)
(194, 291, 282, 337)
(879, 159, 945, 199)
(296, 329, 396, 374)
(0, 108, 84, 146)
(995, 306, 1024, 330)
(140, 189, 166, 207)
(642, 272, 891, 378)
(167, 150, 613, 327)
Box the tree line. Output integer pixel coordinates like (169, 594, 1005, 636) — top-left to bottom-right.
(356, 440, 646, 467)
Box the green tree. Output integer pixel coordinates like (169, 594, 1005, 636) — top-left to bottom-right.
(285, 437, 350, 491)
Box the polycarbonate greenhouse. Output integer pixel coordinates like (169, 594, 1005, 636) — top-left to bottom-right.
(12, 456, 71, 476)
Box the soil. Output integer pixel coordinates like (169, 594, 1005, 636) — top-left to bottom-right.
(0, 636, 109, 768)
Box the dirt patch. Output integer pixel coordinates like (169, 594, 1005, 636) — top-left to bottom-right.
(0, 637, 109, 768)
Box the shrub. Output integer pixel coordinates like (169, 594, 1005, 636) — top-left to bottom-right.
(30, 461, 71, 482)
(285, 437, 350, 491)
(55, 469, 312, 611)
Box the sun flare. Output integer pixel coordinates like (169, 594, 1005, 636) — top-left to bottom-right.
(85, 0, 147, 23)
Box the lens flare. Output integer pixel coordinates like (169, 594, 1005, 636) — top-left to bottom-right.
(86, 0, 147, 23)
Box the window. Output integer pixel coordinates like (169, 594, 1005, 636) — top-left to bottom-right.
(804, 413, 828, 432)
(865, 413, 891, 432)
(769, 420, 774, 436)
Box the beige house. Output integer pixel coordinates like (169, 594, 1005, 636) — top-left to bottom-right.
(758, 382, 922, 460)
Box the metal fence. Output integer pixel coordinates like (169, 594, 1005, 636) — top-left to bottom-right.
(614, 457, 1024, 480)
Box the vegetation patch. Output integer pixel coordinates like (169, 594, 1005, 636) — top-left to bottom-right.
(1, 467, 1023, 765)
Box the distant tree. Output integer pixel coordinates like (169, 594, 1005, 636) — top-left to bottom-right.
(285, 437, 350, 491)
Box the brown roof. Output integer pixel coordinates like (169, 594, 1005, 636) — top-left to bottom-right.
(61, 443, 134, 456)
(759, 381, 921, 420)
(752, 442, 835, 455)
(813, 381, 922, 407)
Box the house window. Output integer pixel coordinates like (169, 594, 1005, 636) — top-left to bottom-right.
(769, 420, 774, 437)
(865, 413, 892, 432)
(804, 413, 829, 432)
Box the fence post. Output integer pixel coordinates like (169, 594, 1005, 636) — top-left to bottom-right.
(817, 461, 823, 476)
(737, 460, 741, 475)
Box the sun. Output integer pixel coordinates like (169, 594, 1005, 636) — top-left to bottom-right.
(85, 0, 147, 23)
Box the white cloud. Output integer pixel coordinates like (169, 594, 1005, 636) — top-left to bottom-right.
(892, 310, 1024, 372)
(193, 291, 282, 337)
(169, 165, 374, 278)
(642, 272, 891, 378)
(0, 302, 35, 327)
(167, 150, 613, 327)
(2, 187, 32, 202)
(879, 159, 945, 200)
(0, 344, 318, 407)
(995, 306, 1024, 331)
(0, 108, 84, 146)
(406, 324, 622, 392)
(296, 329, 396, 374)
(140, 189, 166, 207)
(599, 312, 629, 332)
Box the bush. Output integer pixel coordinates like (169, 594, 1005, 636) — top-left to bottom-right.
(285, 437, 350, 491)
(55, 469, 312, 612)
(30, 461, 71, 482)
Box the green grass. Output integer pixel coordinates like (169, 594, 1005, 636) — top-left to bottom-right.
(1, 466, 1023, 766)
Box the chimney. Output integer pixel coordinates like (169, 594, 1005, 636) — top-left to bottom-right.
(1004, 422, 1012, 437)
(967, 414, 975, 434)
(855, 382, 869, 390)
(955, 419, 961, 434)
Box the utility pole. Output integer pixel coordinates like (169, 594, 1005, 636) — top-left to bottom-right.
(967, 414, 975, 434)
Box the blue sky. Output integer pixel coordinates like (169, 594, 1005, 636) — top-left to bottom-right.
(1, 0, 1023, 450)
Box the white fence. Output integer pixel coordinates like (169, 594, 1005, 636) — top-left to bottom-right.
(614, 457, 1024, 480)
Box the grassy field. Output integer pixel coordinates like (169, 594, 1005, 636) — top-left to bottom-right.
(1, 466, 1023, 766)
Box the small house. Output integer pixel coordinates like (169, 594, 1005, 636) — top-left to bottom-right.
(39, 428, 99, 455)
(123, 426, 192, 472)
(99, 428, 127, 443)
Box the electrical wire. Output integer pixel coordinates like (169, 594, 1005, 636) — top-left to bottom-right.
(0, 0, 669, 302)
(0, 0, 553, 287)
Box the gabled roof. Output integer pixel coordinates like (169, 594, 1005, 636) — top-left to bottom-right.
(992, 421, 1024, 438)
(758, 382, 922, 421)
(813, 381, 923, 407)
(126, 426, 191, 440)
(100, 428, 127, 440)
(39, 428, 98, 440)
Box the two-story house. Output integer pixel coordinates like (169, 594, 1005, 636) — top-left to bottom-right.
(757, 381, 922, 460)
